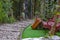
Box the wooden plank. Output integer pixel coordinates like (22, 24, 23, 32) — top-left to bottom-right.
(32, 18, 42, 29)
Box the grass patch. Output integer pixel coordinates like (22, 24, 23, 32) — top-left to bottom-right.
(22, 25, 49, 38)
(22, 25, 60, 38)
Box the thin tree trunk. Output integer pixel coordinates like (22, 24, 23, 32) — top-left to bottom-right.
(49, 16, 57, 36)
(10, 8, 13, 17)
(32, 0, 35, 18)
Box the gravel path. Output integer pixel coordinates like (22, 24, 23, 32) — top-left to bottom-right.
(0, 20, 34, 40)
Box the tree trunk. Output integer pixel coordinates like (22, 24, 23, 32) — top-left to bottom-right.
(49, 15, 57, 36)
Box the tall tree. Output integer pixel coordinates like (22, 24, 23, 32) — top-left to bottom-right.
(12, 0, 24, 20)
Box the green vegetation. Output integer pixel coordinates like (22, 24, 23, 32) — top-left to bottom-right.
(22, 25, 49, 38)
(22, 25, 60, 38)
(0, 0, 15, 23)
(0, 0, 58, 23)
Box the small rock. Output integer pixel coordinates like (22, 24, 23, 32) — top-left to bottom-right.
(33, 38, 41, 40)
(49, 35, 60, 40)
(22, 38, 32, 40)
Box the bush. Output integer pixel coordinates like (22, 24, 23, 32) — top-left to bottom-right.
(0, 13, 8, 23)
(7, 17, 16, 23)
(0, 0, 16, 23)
(0, 13, 16, 23)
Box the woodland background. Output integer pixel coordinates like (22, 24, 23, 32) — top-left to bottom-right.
(0, 0, 59, 23)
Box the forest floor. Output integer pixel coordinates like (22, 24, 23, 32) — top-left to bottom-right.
(0, 20, 34, 40)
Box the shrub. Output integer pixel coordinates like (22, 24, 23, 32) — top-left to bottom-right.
(7, 17, 16, 23)
(0, 0, 16, 23)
